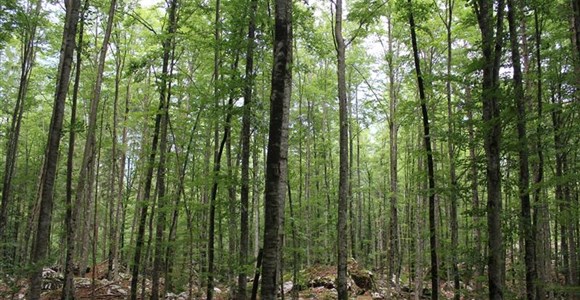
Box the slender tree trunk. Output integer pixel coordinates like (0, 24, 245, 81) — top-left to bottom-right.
(334, 0, 348, 298)
(571, 0, 580, 64)
(28, 0, 81, 297)
(386, 13, 401, 290)
(466, 85, 483, 290)
(408, 1, 438, 298)
(441, 0, 460, 298)
(107, 26, 128, 281)
(129, 47, 166, 300)
(207, 0, 221, 297)
(507, 1, 536, 298)
(238, 0, 258, 297)
(532, 7, 550, 299)
(260, 0, 292, 297)
(151, 1, 177, 298)
(474, 0, 506, 298)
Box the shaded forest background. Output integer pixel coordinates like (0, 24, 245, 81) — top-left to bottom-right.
(0, 0, 579, 298)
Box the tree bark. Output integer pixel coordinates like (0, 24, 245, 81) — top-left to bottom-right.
(28, 0, 81, 297)
(260, 0, 292, 297)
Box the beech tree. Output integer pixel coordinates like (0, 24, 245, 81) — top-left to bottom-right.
(29, 0, 81, 298)
(260, 0, 292, 298)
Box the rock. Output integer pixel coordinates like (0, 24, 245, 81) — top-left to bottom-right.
(351, 269, 373, 291)
(41, 277, 63, 290)
(283, 281, 293, 294)
(308, 275, 335, 289)
(74, 277, 91, 288)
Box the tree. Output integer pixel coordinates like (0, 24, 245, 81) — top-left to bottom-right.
(62, 1, 88, 298)
(28, 0, 81, 297)
(238, 0, 258, 297)
(151, 0, 177, 298)
(385, 8, 401, 289)
(408, 0, 438, 298)
(506, 0, 536, 298)
(260, 0, 292, 298)
(473, 0, 505, 298)
(334, 0, 349, 298)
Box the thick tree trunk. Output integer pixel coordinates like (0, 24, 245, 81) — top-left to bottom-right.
(62, 2, 88, 298)
(260, 0, 291, 298)
(28, 0, 81, 297)
(474, 0, 505, 298)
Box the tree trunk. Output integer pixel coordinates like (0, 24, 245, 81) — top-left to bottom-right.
(151, 1, 177, 298)
(129, 44, 166, 300)
(207, 0, 221, 297)
(28, 0, 81, 297)
(386, 12, 401, 290)
(507, 0, 536, 298)
(442, 0, 460, 298)
(62, 1, 88, 298)
(532, 7, 550, 299)
(474, 0, 506, 298)
(408, 1, 438, 298)
(238, 0, 258, 297)
(260, 0, 292, 297)
(334, 0, 348, 298)
(107, 25, 128, 282)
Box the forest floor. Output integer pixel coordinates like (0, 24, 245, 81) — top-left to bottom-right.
(1, 259, 474, 299)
